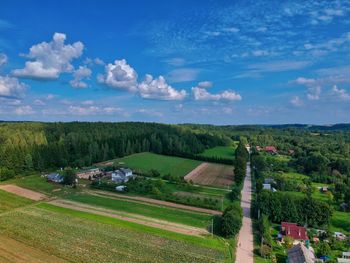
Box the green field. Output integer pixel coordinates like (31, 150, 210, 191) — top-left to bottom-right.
(197, 146, 235, 161)
(107, 152, 202, 178)
(66, 192, 211, 228)
(0, 204, 230, 262)
(0, 189, 33, 213)
(330, 211, 350, 233)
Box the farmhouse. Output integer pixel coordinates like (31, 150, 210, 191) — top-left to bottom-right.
(287, 243, 315, 263)
(265, 146, 278, 154)
(76, 168, 102, 179)
(263, 183, 277, 192)
(281, 222, 309, 242)
(47, 173, 64, 183)
(111, 168, 135, 183)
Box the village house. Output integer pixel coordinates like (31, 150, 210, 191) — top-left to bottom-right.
(281, 222, 309, 243)
(76, 168, 102, 179)
(287, 243, 316, 263)
(263, 183, 277, 192)
(265, 146, 278, 154)
(334, 232, 347, 241)
(111, 168, 135, 183)
(47, 173, 64, 183)
(264, 178, 276, 185)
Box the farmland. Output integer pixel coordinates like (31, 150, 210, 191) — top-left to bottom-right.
(99, 152, 202, 178)
(0, 204, 230, 263)
(0, 189, 33, 213)
(185, 163, 234, 188)
(65, 192, 212, 228)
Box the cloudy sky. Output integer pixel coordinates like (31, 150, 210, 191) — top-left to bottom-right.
(1, 0, 350, 124)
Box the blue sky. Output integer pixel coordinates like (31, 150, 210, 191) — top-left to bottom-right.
(1, 0, 350, 124)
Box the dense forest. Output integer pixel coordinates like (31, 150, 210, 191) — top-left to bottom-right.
(0, 122, 228, 180)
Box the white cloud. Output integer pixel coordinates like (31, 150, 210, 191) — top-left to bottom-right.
(94, 58, 105, 65)
(197, 81, 213, 88)
(69, 66, 92, 88)
(165, 58, 186, 67)
(12, 32, 84, 80)
(307, 86, 321, 100)
(252, 50, 269, 57)
(98, 59, 138, 91)
(68, 105, 124, 116)
(81, 100, 94, 105)
(138, 74, 187, 100)
(33, 99, 45, 106)
(294, 77, 316, 85)
(192, 82, 241, 101)
(290, 96, 303, 107)
(137, 108, 163, 117)
(0, 53, 7, 66)
(15, 105, 35, 115)
(46, 94, 55, 100)
(167, 68, 200, 83)
(0, 75, 27, 98)
(331, 85, 350, 101)
(223, 27, 240, 33)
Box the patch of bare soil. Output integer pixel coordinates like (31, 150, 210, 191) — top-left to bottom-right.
(0, 185, 47, 201)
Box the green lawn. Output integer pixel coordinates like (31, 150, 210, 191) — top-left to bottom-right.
(274, 172, 308, 181)
(66, 192, 212, 228)
(0, 203, 229, 263)
(197, 146, 235, 161)
(110, 152, 202, 178)
(0, 189, 33, 213)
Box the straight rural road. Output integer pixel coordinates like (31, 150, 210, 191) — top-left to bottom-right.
(235, 162, 254, 263)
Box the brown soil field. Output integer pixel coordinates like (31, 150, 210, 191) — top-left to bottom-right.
(49, 199, 208, 237)
(0, 235, 67, 263)
(184, 163, 234, 188)
(0, 185, 47, 201)
(90, 190, 222, 215)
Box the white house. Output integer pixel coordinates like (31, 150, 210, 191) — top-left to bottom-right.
(111, 168, 135, 183)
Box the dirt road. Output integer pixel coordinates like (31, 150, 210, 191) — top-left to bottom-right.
(0, 185, 47, 201)
(235, 162, 253, 263)
(90, 190, 222, 215)
(49, 199, 208, 237)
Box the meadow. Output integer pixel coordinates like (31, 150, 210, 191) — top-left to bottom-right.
(0, 189, 33, 213)
(102, 152, 202, 178)
(65, 192, 212, 228)
(0, 204, 230, 263)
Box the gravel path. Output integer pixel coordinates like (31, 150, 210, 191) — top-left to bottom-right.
(235, 162, 253, 263)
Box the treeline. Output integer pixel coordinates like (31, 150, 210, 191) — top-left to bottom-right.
(0, 122, 226, 179)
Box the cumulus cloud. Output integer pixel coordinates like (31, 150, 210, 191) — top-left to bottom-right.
(331, 85, 350, 101)
(138, 74, 187, 100)
(12, 33, 84, 80)
(33, 99, 45, 106)
(98, 59, 138, 91)
(192, 82, 241, 101)
(290, 96, 303, 106)
(0, 53, 7, 66)
(69, 66, 92, 88)
(0, 75, 27, 98)
(294, 77, 316, 85)
(15, 105, 35, 115)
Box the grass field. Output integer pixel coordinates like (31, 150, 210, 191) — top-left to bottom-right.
(197, 146, 235, 161)
(0, 189, 33, 213)
(101, 152, 202, 178)
(66, 192, 212, 228)
(0, 204, 230, 262)
(330, 211, 350, 233)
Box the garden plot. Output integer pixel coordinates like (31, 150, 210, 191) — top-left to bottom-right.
(185, 163, 234, 188)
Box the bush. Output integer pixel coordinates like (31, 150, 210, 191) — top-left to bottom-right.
(0, 167, 15, 181)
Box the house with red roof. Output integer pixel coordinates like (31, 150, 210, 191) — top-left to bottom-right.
(281, 222, 309, 242)
(265, 146, 278, 154)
